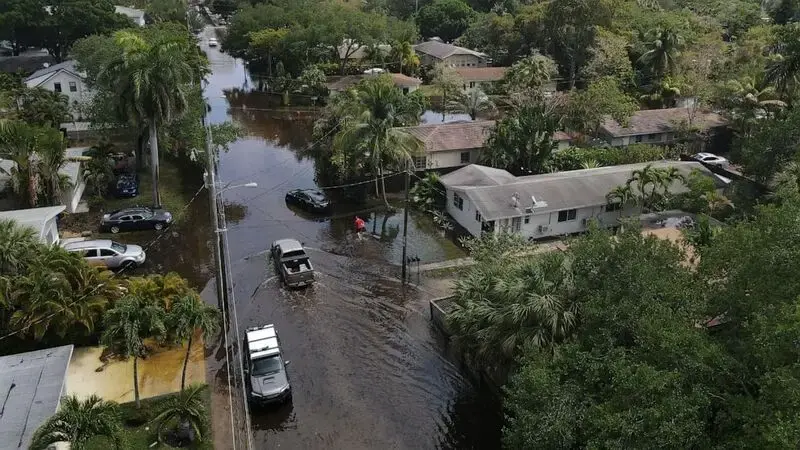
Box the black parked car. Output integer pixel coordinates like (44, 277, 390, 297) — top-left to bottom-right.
(285, 189, 330, 213)
(100, 207, 173, 234)
(112, 174, 139, 198)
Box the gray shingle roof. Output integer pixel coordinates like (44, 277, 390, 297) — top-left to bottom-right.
(0, 345, 73, 450)
(413, 41, 486, 60)
(398, 120, 494, 153)
(442, 162, 728, 221)
(24, 60, 81, 82)
(600, 108, 728, 137)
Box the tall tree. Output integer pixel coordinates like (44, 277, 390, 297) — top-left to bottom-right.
(564, 76, 637, 139)
(482, 100, 561, 175)
(168, 295, 220, 391)
(448, 87, 495, 120)
(29, 395, 123, 450)
(101, 296, 167, 408)
(98, 30, 203, 208)
(0, 0, 47, 55)
(765, 23, 800, 103)
(431, 63, 462, 121)
(40, 0, 133, 62)
(637, 27, 684, 81)
(417, 0, 476, 42)
(501, 51, 557, 98)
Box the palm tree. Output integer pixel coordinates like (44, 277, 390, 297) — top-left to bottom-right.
(334, 76, 423, 207)
(625, 164, 684, 212)
(0, 218, 39, 275)
(168, 295, 220, 391)
(101, 296, 167, 408)
(448, 88, 495, 120)
(98, 31, 200, 208)
(151, 383, 208, 445)
(389, 41, 420, 75)
(449, 251, 578, 365)
(606, 184, 636, 216)
(765, 24, 800, 102)
(502, 51, 557, 97)
(35, 127, 72, 206)
(637, 28, 684, 79)
(29, 395, 123, 450)
(0, 121, 40, 207)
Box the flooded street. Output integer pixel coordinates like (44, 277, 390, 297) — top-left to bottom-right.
(186, 26, 501, 449)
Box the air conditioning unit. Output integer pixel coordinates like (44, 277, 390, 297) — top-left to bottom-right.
(538, 224, 549, 233)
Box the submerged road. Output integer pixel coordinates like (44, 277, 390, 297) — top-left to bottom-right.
(192, 26, 500, 449)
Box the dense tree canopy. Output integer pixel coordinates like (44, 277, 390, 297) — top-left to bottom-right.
(416, 0, 476, 42)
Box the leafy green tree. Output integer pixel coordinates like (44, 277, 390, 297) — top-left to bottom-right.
(30, 395, 123, 450)
(482, 100, 560, 175)
(734, 108, 800, 182)
(581, 27, 633, 86)
(0, 218, 38, 276)
(417, 0, 476, 42)
(145, 0, 186, 24)
(447, 87, 495, 120)
(501, 51, 557, 98)
(459, 12, 517, 65)
(16, 87, 71, 128)
(765, 23, 800, 103)
(35, 126, 71, 206)
(101, 296, 167, 408)
(0, 0, 48, 55)
(563, 76, 637, 139)
(298, 66, 328, 98)
(247, 27, 288, 78)
(151, 383, 209, 445)
(409, 172, 445, 210)
(98, 30, 203, 208)
(40, 0, 133, 62)
(388, 41, 420, 75)
(431, 62, 462, 120)
(210, 0, 237, 19)
(168, 295, 220, 391)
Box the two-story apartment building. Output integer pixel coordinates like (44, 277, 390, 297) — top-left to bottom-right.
(398, 121, 574, 170)
(24, 60, 92, 120)
(413, 41, 489, 68)
(600, 107, 728, 147)
(440, 161, 728, 239)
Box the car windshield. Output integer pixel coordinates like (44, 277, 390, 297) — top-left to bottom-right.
(251, 355, 282, 376)
(110, 242, 126, 253)
(307, 191, 326, 202)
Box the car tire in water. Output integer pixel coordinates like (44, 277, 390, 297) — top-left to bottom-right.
(154, 223, 164, 231)
(110, 226, 120, 234)
(122, 260, 137, 270)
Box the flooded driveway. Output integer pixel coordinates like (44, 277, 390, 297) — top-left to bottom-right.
(189, 26, 501, 449)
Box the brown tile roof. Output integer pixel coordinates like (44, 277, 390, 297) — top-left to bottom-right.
(326, 73, 422, 91)
(600, 108, 728, 137)
(398, 121, 495, 153)
(454, 67, 508, 82)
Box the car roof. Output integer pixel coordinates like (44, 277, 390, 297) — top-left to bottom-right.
(306, 190, 326, 200)
(695, 152, 717, 158)
(273, 238, 304, 253)
(64, 239, 115, 250)
(111, 207, 151, 215)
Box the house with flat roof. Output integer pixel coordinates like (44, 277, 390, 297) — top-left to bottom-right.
(327, 73, 422, 95)
(398, 121, 574, 170)
(413, 41, 489, 68)
(600, 107, 728, 147)
(440, 162, 729, 239)
(0, 345, 73, 450)
(24, 60, 92, 120)
(0, 206, 66, 244)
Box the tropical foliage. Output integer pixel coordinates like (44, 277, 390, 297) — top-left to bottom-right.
(482, 100, 560, 175)
(29, 395, 123, 450)
(150, 383, 209, 445)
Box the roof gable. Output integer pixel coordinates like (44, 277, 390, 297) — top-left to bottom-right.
(24, 60, 84, 84)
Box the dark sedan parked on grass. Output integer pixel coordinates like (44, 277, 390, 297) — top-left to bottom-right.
(285, 189, 330, 213)
(100, 207, 173, 234)
(113, 174, 139, 198)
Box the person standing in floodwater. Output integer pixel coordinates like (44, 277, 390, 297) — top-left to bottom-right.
(354, 216, 366, 235)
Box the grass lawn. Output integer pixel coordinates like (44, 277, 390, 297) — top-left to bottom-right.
(104, 161, 200, 223)
(85, 388, 213, 450)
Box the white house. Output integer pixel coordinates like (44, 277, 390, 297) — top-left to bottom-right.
(115, 5, 146, 26)
(0, 205, 66, 245)
(398, 121, 574, 170)
(600, 107, 728, 147)
(413, 41, 489, 68)
(24, 60, 92, 120)
(440, 162, 729, 239)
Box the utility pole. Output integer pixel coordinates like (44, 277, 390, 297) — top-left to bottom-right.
(401, 161, 410, 281)
(203, 111, 225, 309)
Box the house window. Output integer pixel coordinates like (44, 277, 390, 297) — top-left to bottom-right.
(605, 202, 622, 212)
(53, 82, 62, 92)
(413, 156, 427, 170)
(453, 192, 464, 210)
(647, 133, 659, 141)
(511, 217, 522, 232)
(635, 135, 643, 143)
(524, 216, 530, 224)
(68, 81, 77, 92)
(460, 151, 470, 164)
(557, 209, 577, 222)
(475, 210, 482, 222)
(469, 81, 476, 88)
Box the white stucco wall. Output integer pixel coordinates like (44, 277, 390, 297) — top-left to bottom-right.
(607, 132, 674, 147)
(445, 188, 483, 237)
(442, 54, 485, 68)
(427, 149, 480, 169)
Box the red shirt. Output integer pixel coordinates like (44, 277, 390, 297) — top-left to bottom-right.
(355, 217, 366, 229)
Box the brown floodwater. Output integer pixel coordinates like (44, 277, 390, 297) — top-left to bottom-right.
(150, 26, 503, 450)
